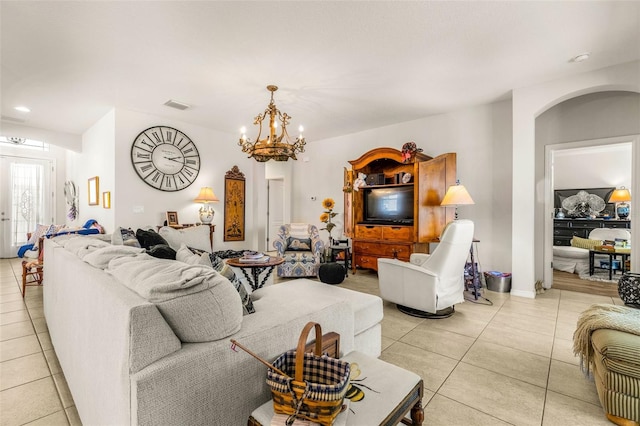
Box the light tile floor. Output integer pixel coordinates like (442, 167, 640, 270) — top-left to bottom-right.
(0, 257, 624, 425)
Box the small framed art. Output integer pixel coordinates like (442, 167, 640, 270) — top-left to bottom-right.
(166, 211, 179, 226)
(88, 176, 99, 206)
(102, 192, 111, 209)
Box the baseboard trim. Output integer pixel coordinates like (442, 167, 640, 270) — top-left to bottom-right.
(510, 289, 536, 299)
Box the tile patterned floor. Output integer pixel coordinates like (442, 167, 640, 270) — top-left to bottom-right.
(0, 257, 624, 425)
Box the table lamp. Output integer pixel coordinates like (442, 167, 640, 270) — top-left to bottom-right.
(441, 180, 475, 219)
(194, 187, 219, 224)
(608, 187, 631, 219)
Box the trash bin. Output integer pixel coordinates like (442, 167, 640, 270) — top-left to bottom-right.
(484, 271, 512, 292)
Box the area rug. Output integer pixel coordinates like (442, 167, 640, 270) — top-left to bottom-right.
(578, 269, 624, 283)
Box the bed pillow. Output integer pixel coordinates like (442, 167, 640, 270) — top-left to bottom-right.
(202, 253, 255, 315)
(570, 236, 602, 250)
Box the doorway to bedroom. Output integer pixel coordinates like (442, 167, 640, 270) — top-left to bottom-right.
(546, 139, 633, 297)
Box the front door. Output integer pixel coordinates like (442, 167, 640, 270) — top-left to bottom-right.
(0, 156, 54, 258)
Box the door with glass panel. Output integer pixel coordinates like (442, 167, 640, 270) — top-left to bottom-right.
(0, 156, 53, 258)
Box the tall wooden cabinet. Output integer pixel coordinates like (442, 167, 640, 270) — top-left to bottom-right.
(344, 148, 457, 272)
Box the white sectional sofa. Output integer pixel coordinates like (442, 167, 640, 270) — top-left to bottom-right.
(553, 228, 631, 275)
(43, 236, 382, 426)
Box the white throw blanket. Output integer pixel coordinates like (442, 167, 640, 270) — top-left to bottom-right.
(573, 303, 640, 377)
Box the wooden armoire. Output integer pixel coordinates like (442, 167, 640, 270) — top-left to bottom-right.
(344, 147, 457, 272)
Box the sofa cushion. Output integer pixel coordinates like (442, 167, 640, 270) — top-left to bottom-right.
(82, 245, 146, 269)
(571, 236, 602, 250)
(159, 225, 211, 253)
(252, 279, 382, 337)
(146, 244, 177, 260)
(592, 329, 640, 380)
(553, 245, 589, 259)
(202, 253, 255, 315)
(136, 228, 169, 249)
(107, 254, 242, 342)
(176, 244, 208, 265)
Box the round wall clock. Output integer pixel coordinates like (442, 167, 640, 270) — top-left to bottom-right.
(130, 126, 200, 192)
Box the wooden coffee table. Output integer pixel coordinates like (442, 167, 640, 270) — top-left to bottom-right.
(226, 256, 284, 291)
(248, 348, 424, 425)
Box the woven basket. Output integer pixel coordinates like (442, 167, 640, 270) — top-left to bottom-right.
(266, 322, 350, 426)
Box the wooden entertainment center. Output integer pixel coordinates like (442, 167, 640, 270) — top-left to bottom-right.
(344, 147, 457, 272)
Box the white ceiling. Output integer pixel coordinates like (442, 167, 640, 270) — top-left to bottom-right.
(2, 1, 639, 142)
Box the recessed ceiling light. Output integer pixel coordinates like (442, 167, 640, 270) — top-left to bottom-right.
(570, 52, 591, 63)
(14, 106, 31, 113)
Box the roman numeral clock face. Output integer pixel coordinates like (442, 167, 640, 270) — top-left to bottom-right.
(131, 126, 200, 191)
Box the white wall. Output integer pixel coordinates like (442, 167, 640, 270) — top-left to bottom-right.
(553, 144, 632, 191)
(513, 60, 640, 298)
(71, 107, 263, 251)
(292, 100, 513, 273)
(69, 109, 116, 231)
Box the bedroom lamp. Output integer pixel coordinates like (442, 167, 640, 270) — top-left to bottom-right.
(194, 187, 219, 224)
(608, 187, 631, 219)
(441, 180, 475, 220)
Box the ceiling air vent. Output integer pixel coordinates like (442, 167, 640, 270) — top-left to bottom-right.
(163, 99, 190, 110)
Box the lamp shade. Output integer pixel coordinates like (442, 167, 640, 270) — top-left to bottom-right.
(194, 187, 219, 203)
(608, 187, 631, 202)
(441, 184, 475, 206)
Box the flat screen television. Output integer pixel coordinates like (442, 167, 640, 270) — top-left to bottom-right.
(361, 186, 414, 225)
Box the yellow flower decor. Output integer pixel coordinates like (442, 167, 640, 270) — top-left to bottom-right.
(320, 198, 338, 237)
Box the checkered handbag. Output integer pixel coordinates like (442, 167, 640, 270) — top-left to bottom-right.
(266, 322, 350, 426)
(618, 272, 640, 307)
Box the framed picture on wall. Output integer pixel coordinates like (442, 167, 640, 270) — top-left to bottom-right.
(224, 165, 245, 241)
(166, 211, 179, 226)
(88, 176, 99, 206)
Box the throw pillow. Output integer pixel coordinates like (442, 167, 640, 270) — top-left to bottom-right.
(287, 236, 312, 251)
(570, 236, 602, 250)
(176, 244, 209, 265)
(158, 225, 211, 253)
(27, 224, 52, 244)
(136, 228, 169, 249)
(203, 253, 255, 315)
(112, 227, 142, 248)
(146, 244, 177, 260)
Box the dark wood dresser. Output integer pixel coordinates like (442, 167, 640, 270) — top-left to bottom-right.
(553, 219, 631, 246)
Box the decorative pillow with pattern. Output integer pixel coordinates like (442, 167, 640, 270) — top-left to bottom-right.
(287, 237, 312, 251)
(202, 253, 255, 315)
(112, 227, 142, 248)
(570, 236, 602, 250)
(27, 224, 53, 245)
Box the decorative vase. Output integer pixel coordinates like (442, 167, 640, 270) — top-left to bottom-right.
(617, 202, 630, 219)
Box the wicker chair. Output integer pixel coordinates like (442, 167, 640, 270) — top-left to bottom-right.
(272, 224, 324, 277)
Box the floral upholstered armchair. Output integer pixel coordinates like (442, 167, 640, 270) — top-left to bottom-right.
(272, 223, 324, 277)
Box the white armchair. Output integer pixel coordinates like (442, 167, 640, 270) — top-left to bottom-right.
(377, 219, 474, 318)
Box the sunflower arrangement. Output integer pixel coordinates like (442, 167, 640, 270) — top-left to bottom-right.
(320, 198, 338, 238)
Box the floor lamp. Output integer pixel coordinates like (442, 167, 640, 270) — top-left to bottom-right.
(441, 181, 480, 298)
